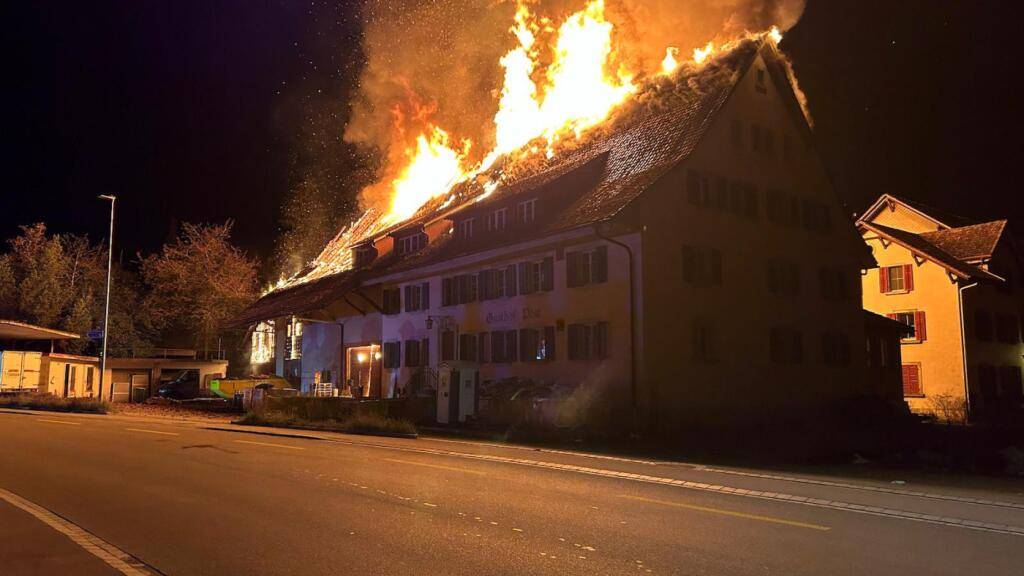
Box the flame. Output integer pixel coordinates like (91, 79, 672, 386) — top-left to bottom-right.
(388, 126, 469, 222)
(769, 25, 783, 44)
(661, 47, 680, 75)
(388, 0, 635, 222)
(693, 41, 715, 65)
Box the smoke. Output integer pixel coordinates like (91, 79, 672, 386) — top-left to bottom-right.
(345, 0, 807, 211)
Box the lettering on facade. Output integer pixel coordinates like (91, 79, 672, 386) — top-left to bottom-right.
(486, 310, 517, 324)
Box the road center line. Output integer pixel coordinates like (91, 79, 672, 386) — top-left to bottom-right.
(38, 418, 81, 425)
(384, 458, 487, 476)
(125, 428, 178, 436)
(621, 494, 831, 531)
(0, 487, 154, 575)
(234, 439, 305, 450)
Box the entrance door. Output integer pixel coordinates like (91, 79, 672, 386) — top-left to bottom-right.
(63, 365, 71, 398)
(449, 370, 461, 424)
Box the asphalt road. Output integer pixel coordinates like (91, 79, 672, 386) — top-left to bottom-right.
(1, 409, 1022, 576)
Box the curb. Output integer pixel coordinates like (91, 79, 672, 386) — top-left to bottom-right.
(207, 423, 419, 441)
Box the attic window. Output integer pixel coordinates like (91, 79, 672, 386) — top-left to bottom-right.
(457, 218, 475, 240)
(485, 207, 508, 232)
(755, 67, 767, 94)
(516, 199, 537, 225)
(396, 232, 427, 255)
(352, 244, 377, 268)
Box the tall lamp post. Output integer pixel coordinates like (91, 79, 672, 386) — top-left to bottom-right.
(98, 195, 116, 402)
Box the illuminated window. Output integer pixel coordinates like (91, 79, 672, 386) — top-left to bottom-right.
(285, 319, 303, 360)
(519, 327, 555, 361)
(251, 321, 276, 364)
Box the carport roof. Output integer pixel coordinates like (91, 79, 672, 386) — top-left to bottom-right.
(0, 320, 80, 341)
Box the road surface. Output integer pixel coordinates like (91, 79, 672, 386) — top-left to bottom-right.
(1, 408, 1022, 575)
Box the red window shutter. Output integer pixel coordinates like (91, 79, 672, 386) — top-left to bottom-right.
(886, 313, 897, 320)
(902, 364, 921, 396)
(915, 311, 927, 341)
(879, 267, 889, 293)
(903, 264, 914, 291)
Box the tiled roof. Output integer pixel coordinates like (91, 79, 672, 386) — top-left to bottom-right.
(919, 220, 1007, 262)
(238, 38, 768, 323)
(861, 222, 1001, 281)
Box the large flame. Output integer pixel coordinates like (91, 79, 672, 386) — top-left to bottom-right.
(386, 0, 635, 223)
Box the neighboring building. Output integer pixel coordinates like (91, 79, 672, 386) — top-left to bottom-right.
(40, 353, 100, 398)
(235, 38, 876, 432)
(862, 310, 909, 404)
(0, 320, 83, 395)
(104, 352, 229, 403)
(858, 194, 1024, 421)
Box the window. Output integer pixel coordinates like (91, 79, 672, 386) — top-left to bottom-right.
(251, 321, 275, 364)
(477, 332, 490, 363)
(458, 333, 478, 362)
(441, 330, 455, 362)
(767, 259, 800, 297)
(742, 184, 758, 219)
(766, 189, 795, 226)
(681, 246, 723, 286)
(479, 266, 516, 300)
(890, 311, 927, 342)
(353, 244, 377, 268)
(382, 342, 402, 369)
(902, 364, 923, 396)
(1001, 366, 1023, 402)
(403, 339, 428, 367)
(880, 265, 913, 293)
(382, 287, 402, 314)
(568, 322, 609, 361)
(457, 218, 475, 240)
(974, 309, 994, 342)
(519, 327, 556, 361)
(691, 320, 716, 363)
(396, 232, 427, 255)
(818, 268, 849, 301)
(770, 326, 803, 364)
(490, 330, 518, 363)
(686, 170, 710, 207)
(85, 367, 94, 394)
(567, 246, 608, 287)
(821, 332, 851, 366)
(285, 318, 303, 360)
(518, 257, 554, 294)
(755, 67, 767, 94)
(996, 313, 1021, 344)
(515, 199, 537, 225)
(442, 275, 480, 306)
(485, 208, 508, 232)
(730, 119, 743, 147)
(404, 282, 430, 312)
(802, 200, 832, 233)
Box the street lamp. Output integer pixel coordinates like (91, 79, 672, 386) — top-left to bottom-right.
(98, 195, 116, 402)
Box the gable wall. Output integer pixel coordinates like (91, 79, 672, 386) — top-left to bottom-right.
(866, 202, 946, 233)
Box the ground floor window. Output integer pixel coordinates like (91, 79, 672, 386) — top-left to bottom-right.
(458, 333, 478, 362)
(568, 322, 609, 361)
(901, 363, 922, 396)
(519, 327, 555, 361)
(490, 330, 518, 363)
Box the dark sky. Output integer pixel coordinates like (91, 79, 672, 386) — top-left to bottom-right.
(4, 1, 1023, 270)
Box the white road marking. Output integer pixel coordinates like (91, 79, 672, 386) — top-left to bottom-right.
(234, 439, 305, 450)
(38, 418, 81, 425)
(0, 487, 152, 575)
(125, 428, 178, 436)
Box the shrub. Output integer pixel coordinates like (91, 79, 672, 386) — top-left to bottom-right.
(0, 393, 108, 414)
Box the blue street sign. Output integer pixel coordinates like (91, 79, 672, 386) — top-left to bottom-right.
(87, 330, 104, 340)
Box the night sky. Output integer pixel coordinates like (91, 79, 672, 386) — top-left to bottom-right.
(5, 1, 1023, 272)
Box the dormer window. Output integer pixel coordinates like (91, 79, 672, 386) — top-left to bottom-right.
(516, 199, 537, 225)
(485, 208, 508, 232)
(352, 243, 378, 268)
(396, 232, 427, 255)
(457, 218, 475, 240)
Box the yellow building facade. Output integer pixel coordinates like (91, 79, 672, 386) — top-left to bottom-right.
(859, 195, 1024, 421)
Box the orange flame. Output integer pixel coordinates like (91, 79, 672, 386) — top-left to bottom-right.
(693, 41, 715, 65)
(661, 47, 680, 75)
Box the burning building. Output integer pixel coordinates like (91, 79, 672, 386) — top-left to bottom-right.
(234, 5, 879, 433)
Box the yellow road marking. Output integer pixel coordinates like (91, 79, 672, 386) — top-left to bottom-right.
(384, 458, 487, 476)
(620, 495, 830, 531)
(38, 418, 80, 426)
(233, 439, 305, 450)
(125, 428, 178, 436)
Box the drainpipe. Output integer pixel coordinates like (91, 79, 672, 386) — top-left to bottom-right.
(593, 223, 638, 432)
(957, 281, 978, 422)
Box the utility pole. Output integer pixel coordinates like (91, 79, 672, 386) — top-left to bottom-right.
(98, 195, 116, 402)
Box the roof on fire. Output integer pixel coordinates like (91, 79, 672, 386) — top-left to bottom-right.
(236, 37, 802, 324)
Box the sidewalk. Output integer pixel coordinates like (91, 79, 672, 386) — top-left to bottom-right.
(0, 500, 120, 576)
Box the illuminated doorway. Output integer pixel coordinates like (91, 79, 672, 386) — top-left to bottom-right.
(344, 344, 381, 398)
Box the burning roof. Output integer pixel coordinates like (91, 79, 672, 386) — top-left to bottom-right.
(236, 35, 797, 327)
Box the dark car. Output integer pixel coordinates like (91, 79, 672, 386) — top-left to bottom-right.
(156, 370, 201, 400)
